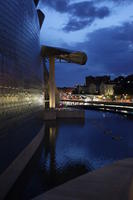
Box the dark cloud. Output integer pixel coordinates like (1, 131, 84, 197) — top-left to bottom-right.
(63, 18, 93, 32)
(95, 0, 132, 4)
(108, 0, 132, 3)
(82, 22, 133, 75)
(69, 1, 96, 18)
(96, 6, 110, 19)
(113, 22, 133, 42)
(41, 0, 110, 31)
(56, 22, 133, 86)
(41, 0, 68, 13)
(64, 1, 110, 32)
(68, 1, 110, 19)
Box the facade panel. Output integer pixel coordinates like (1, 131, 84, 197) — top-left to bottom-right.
(0, 0, 44, 128)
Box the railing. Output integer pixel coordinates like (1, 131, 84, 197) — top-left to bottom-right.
(60, 100, 133, 115)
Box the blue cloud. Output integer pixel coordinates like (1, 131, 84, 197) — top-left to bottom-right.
(41, 0, 110, 31)
(83, 22, 133, 75)
(63, 18, 93, 32)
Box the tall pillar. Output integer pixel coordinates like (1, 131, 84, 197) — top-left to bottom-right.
(49, 57, 56, 109)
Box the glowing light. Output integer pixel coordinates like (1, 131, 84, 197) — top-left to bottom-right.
(0, 86, 44, 120)
(38, 96, 44, 105)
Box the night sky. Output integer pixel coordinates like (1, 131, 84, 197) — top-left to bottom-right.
(38, 0, 133, 86)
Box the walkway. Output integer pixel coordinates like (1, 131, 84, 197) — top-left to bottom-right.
(33, 158, 133, 200)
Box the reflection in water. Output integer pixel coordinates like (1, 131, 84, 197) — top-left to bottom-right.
(6, 110, 133, 200)
(43, 123, 58, 186)
(41, 120, 89, 189)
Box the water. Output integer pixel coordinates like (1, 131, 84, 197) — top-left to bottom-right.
(7, 110, 133, 200)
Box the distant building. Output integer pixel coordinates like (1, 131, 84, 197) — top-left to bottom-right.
(100, 83, 114, 96)
(114, 76, 125, 84)
(58, 87, 74, 100)
(85, 76, 111, 94)
(86, 76, 110, 87)
(114, 75, 133, 95)
(88, 83, 97, 94)
(85, 76, 95, 87)
(58, 87, 74, 94)
(75, 85, 87, 94)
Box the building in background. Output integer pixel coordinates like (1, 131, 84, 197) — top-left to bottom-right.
(114, 75, 133, 95)
(85, 76, 111, 95)
(58, 87, 74, 100)
(99, 83, 114, 96)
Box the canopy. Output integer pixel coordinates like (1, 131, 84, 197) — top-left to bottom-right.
(41, 45, 87, 65)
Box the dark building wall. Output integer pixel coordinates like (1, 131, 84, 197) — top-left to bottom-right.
(37, 9, 45, 28)
(34, 0, 39, 7)
(86, 76, 110, 94)
(0, 0, 44, 125)
(86, 76, 110, 87)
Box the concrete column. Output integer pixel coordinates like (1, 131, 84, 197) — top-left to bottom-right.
(49, 57, 56, 109)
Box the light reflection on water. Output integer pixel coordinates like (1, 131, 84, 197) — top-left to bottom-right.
(40, 118, 90, 190)
(6, 110, 133, 200)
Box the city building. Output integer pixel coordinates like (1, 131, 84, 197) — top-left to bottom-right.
(114, 75, 133, 95)
(85, 76, 111, 94)
(0, 1, 45, 127)
(86, 76, 110, 87)
(99, 83, 114, 96)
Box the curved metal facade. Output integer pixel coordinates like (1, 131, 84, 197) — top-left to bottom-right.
(0, 0, 44, 126)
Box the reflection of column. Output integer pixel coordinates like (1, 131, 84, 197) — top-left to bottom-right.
(49, 127, 57, 183)
(49, 57, 55, 109)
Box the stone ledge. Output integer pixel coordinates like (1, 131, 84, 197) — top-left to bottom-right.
(32, 158, 133, 200)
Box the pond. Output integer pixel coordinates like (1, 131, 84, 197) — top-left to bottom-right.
(6, 110, 133, 200)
